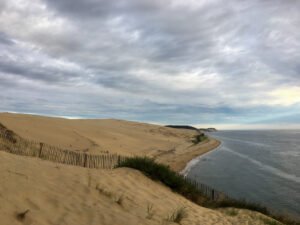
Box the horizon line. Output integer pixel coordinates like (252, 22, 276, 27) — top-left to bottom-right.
(1, 111, 300, 131)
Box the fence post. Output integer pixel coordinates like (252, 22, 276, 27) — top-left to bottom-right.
(117, 155, 121, 166)
(83, 153, 88, 167)
(39, 142, 44, 158)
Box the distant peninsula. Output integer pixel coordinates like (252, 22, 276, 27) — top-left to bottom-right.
(165, 125, 217, 132)
(198, 128, 218, 132)
(165, 125, 199, 131)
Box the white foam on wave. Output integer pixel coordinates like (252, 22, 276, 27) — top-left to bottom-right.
(276, 151, 300, 157)
(212, 135, 270, 147)
(180, 143, 222, 176)
(223, 147, 300, 184)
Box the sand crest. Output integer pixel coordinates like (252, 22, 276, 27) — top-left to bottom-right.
(0, 113, 219, 171)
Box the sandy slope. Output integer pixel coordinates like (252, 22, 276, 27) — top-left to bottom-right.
(0, 113, 281, 224)
(0, 113, 196, 155)
(0, 113, 219, 171)
(0, 151, 276, 225)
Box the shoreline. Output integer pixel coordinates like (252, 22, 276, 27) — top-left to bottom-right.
(157, 137, 221, 173)
(180, 138, 222, 176)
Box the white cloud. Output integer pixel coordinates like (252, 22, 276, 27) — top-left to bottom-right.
(269, 86, 300, 106)
(0, 0, 300, 127)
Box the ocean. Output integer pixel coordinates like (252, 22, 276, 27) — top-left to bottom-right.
(186, 130, 300, 219)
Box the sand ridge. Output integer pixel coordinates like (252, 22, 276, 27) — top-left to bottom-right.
(0, 113, 196, 156)
(0, 151, 277, 225)
(0, 113, 219, 172)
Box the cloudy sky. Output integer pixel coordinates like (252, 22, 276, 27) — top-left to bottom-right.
(1, 0, 300, 129)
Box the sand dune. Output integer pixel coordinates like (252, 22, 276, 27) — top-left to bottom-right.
(0, 113, 281, 225)
(0, 151, 276, 225)
(0, 113, 219, 171)
(0, 113, 195, 155)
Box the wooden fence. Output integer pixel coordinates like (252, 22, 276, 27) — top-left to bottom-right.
(0, 123, 228, 201)
(0, 127, 128, 169)
(184, 176, 228, 201)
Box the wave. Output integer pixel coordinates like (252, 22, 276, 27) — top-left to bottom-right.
(211, 135, 270, 148)
(180, 143, 222, 176)
(223, 147, 300, 184)
(276, 151, 300, 157)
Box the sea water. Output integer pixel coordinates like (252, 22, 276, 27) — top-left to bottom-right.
(186, 130, 300, 219)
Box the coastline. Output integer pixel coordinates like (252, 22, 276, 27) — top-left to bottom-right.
(1, 112, 298, 224)
(180, 138, 222, 176)
(157, 137, 221, 173)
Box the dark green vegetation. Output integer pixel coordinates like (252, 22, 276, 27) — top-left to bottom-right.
(165, 125, 217, 132)
(223, 208, 239, 217)
(192, 133, 207, 144)
(117, 157, 200, 200)
(165, 125, 199, 131)
(198, 128, 218, 132)
(117, 157, 300, 225)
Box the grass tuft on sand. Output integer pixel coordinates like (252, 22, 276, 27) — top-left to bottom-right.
(165, 207, 187, 224)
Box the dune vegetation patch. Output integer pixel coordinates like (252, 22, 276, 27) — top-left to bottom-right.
(222, 208, 239, 217)
(96, 184, 124, 206)
(165, 207, 187, 224)
(191, 134, 208, 145)
(117, 157, 300, 225)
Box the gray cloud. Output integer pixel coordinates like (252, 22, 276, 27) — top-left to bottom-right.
(0, 0, 300, 126)
(0, 32, 14, 45)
